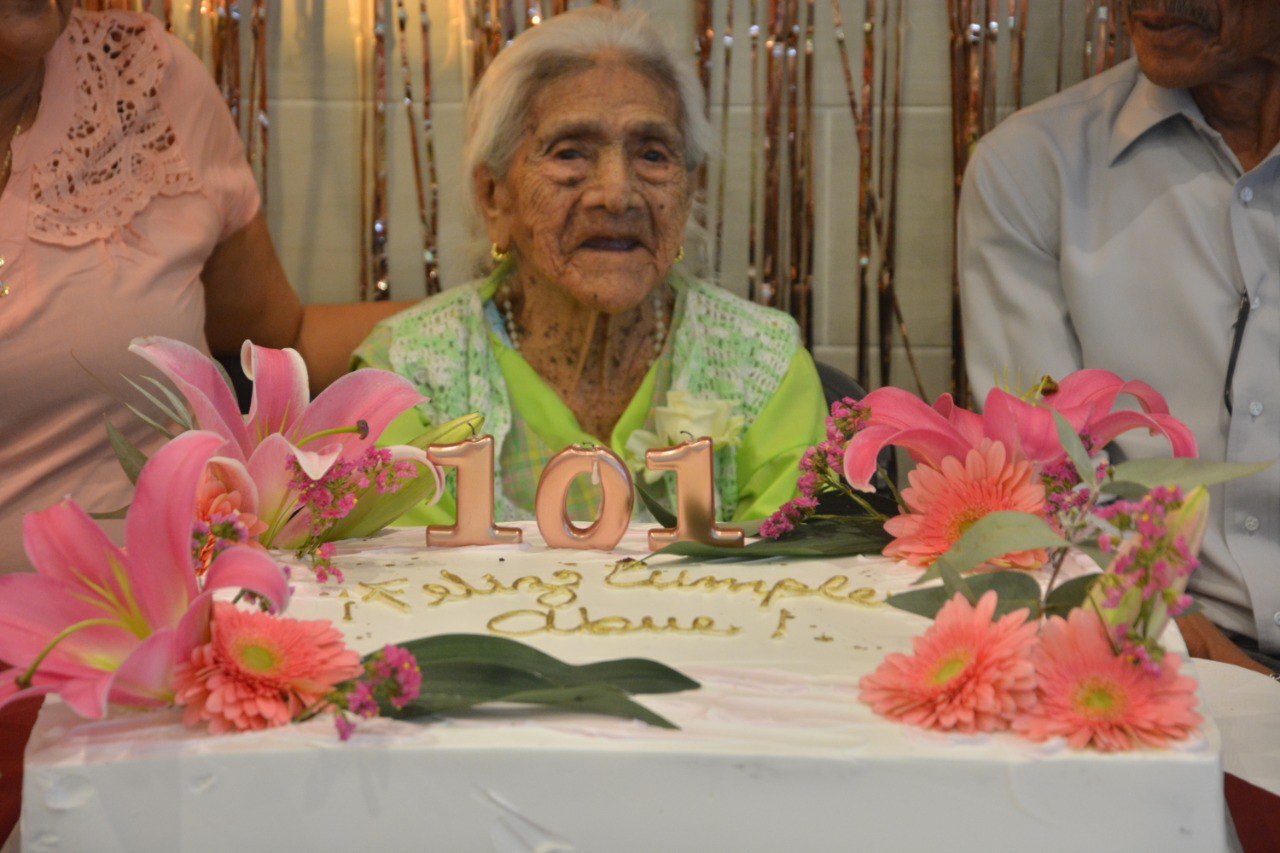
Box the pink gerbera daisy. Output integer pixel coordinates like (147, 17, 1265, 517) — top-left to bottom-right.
(883, 439, 1047, 569)
(174, 603, 362, 734)
(859, 591, 1039, 733)
(1012, 608, 1201, 751)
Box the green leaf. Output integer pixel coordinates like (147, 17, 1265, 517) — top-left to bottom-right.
(917, 511, 1068, 581)
(1053, 410, 1097, 486)
(105, 417, 149, 485)
(377, 634, 696, 729)
(887, 571, 1043, 621)
(141, 376, 196, 431)
(211, 357, 238, 397)
(89, 504, 130, 520)
(124, 376, 190, 431)
(1043, 573, 1101, 619)
(1072, 540, 1110, 571)
(653, 516, 890, 561)
(933, 556, 975, 603)
(1108, 458, 1273, 492)
(634, 478, 677, 529)
(122, 401, 177, 439)
(1101, 480, 1151, 500)
(322, 459, 440, 541)
(407, 412, 486, 449)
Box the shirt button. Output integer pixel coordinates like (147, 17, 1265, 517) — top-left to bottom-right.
(1244, 515, 1260, 532)
(1249, 401, 1264, 417)
(1252, 296, 1262, 310)
(1240, 186, 1254, 203)
(1274, 612, 1280, 627)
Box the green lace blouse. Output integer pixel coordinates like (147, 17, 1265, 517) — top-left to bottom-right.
(352, 267, 826, 524)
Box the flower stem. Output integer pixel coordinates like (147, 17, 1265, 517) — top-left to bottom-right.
(17, 618, 123, 688)
(296, 421, 369, 447)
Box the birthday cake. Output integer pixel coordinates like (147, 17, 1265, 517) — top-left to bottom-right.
(19, 525, 1224, 852)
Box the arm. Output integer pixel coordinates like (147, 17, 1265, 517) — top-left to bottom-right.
(201, 212, 414, 393)
(1176, 612, 1274, 676)
(958, 137, 1083, 400)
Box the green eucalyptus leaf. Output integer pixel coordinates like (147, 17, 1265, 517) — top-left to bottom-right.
(887, 571, 1043, 621)
(936, 511, 1068, 574)
(635, 478, 678, 529)
(1043, 573, 1101, 619)
(1101, 480, 1151, 500)
(933, 556, 975, 604)
(654, 516, 890, 561)
(1108, 458, 1273, 492)
(105, 417, 148, 485)
(1072, 540, 1110, 571)
(1052, 410, 1097, 486)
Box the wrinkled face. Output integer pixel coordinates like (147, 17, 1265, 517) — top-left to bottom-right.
(477, 60, 692, 315)
(0, 1, 73, 83)
(1126, 0, 1280, 89)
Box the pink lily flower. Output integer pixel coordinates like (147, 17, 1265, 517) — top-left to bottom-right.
(844, 370, 1198, 491)
(0, 431, 290, 720)
(129, 337, 432, 547)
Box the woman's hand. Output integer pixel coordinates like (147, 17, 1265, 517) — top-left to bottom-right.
(201, 212, 413, 393)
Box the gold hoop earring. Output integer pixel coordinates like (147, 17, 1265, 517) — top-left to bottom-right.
(491, 244, 509, 263)
(674, 245, 685, 263)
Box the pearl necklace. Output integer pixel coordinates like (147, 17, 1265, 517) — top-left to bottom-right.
(498, 284, 670, 358)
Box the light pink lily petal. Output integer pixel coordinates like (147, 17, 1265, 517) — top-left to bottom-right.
(1088, 410, 1199, 459)
(933, 393, 985, 446)
(242, 341, 310, 443)
(0, 575, 138, 678)
(861, 386, 964, 434)
(388, 445, 445, 507)
(205, 456, 260, 515)
(106, 629, 183, 709)
(981, 390, 1068, 466)
(0, 677, 57, 715)
(173, 592, 214, 663)
(21, 499, 130, 598)
(270, 510, 314, 552)
(125, 431, 229, 627)
(1045, 369, 1173, 417)
(57, 671, 116, 720)
(245, 434, 328, 541)
(129, 337, 252, 459)
(843, 423, 973, 492)
(203, 546, 291, 614)
(290, 369, 424, 458)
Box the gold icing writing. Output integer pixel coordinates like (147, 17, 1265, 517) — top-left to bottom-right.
(604, 561, 881, 609)
(358, 579, 411, 613)
(342, 601, 355, 622)
(486, 606, 739, 638)
(421, 569, 583, 609)
(771, 608, 795, 639)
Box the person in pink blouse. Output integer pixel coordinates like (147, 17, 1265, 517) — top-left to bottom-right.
(0, 2, 405, 571)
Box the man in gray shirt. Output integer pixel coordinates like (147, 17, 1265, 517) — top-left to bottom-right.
(960, 0, 1279, 673)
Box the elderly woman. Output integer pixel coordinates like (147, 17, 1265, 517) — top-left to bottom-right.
(355, 7, 826, 523)
(0, 2, 405, 571)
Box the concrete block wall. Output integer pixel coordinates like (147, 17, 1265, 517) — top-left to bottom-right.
(177, 0, 1099, 397)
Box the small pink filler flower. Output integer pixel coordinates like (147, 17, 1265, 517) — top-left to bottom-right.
(174, 603, 362, 734)
(883, 439, 1047, 569)
(859, 591, 1038, 733)
(1012, 608, 1201, 751)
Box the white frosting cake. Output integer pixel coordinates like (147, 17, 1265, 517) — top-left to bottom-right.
(20, 525, 1225, 852)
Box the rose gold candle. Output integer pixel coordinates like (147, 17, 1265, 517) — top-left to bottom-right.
(535, 445, 634, 550)
(425, 436, 522, 547)
(645, 437, 744, 550)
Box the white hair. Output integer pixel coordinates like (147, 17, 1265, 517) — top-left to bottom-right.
(463, 6, 713, 231)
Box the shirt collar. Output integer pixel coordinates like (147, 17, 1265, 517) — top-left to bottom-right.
(1108, 70, 1205, 165)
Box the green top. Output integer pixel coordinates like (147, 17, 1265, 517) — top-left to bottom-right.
(354, 267, 827, 525)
